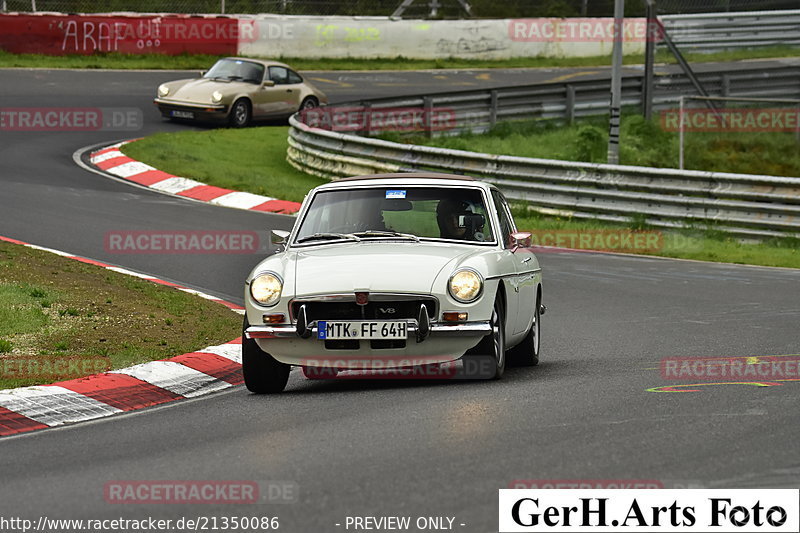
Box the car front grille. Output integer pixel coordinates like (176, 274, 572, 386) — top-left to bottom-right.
(291, 297, 437, 323)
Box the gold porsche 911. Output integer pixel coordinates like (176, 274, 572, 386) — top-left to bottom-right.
(154, 57, 328, 127)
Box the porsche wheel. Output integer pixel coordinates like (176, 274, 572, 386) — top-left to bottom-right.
(463, 299, 505, 380)
(229, 99, 251, 128)
(242, 317, 290, 393)
(507, 293, 541, 367)
(300, 96, 319, 111)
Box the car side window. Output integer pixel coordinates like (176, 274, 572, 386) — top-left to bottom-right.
(491, 190, 516, 249)
(287, 70, 303, 84)
(269, 66, 289, 85)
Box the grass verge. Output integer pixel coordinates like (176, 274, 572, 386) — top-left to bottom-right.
(0, 240, 241, 390)
(388, 114, 800, 177)
(122, 126, 326, 203)
(120, 126, 800, 269)
(0, 46, 797, 70)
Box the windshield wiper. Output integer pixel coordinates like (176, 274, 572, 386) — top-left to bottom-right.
(296, 232, 361, 244)
(351, 230, 420, 242)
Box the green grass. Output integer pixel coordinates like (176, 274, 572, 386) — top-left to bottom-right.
(0, 240, 241, 389)
(0, 45, 797, 70)
(511, 209, 800, 269)
(122, 124, 800, 269)
(122, 127, 326, 203)
(393, 114, 800, 176)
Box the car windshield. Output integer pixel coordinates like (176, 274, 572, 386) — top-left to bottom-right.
(203, 59, 264, 83)
(294, 186, 495, 245)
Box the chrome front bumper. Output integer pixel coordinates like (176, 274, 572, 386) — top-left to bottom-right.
(245, 321, 491, 340)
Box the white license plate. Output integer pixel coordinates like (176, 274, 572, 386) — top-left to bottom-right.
(171, 110, 194, 119)
(317, 321, 407, 340)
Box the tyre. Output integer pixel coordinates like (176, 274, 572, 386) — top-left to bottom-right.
(507, 294, 541, 367)
(299, 96, 319, 112)
(229, 98, 251, 128)
(462, 299, 505, 380)
(242, 317, 290, 393)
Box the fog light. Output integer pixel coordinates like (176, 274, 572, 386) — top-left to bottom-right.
(442, 312, 468, 322)
(262, 313, 285, 324)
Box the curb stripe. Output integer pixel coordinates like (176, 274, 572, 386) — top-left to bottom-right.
(55, 374, 182, 412)
(177, 184, 235, 202)
(0, 407, 48, 435)
(111, 361, 232, 399)
(0, 234, 246, 438)
(170, 353, 244, 385)
(88, 140, 301, 215)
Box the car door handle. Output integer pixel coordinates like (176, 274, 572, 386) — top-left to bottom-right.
(521, 257, 531, 263)
(286, 89, 293, 92)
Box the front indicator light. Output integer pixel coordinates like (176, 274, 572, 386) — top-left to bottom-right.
(262, 313, 285, 324)
(448, 269, 483, 303)
(443, 312, 468, 322)
(250, 272, 282, 306)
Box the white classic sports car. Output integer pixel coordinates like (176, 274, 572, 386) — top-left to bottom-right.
(242, 173, 544, 393)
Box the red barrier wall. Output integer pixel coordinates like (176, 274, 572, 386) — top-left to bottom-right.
(0, 13, 251, 55)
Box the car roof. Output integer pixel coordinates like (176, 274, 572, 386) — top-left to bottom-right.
(318, 173, 489, 191)
(220, 57, 293, 70)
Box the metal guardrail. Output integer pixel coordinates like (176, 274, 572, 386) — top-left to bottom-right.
(287, 61, 800, 239)
(299, 63, 800, 137)
(287, 115, 800, 239)
(661, 10, 800, 52)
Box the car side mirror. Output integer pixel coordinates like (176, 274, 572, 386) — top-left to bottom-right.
(200, 70, 206, 77)
(511, 231, 532, 250)
(271, 229, 290, 249)
(262, 80, 275, 87)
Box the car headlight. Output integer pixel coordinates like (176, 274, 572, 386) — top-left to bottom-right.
(158, 84, 169, 97)
(211, 91, 223, 104)
(250, 272, 283, 306)
(448, 269, 483, 303)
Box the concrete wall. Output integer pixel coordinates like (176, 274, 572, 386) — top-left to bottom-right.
(0, 12, 648, 59)
(239, 15, 648, 59)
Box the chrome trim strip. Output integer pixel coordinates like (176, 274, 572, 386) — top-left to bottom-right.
(154, 98, 226, 110)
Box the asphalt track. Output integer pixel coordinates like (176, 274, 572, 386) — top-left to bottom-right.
(0, 64, 799, 532)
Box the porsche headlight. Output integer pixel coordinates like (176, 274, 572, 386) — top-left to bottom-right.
(211, 91, 223, 104)
(250, 272, 283, 306)
(448, 269, 483, 303)
(158, 84, 170, 97)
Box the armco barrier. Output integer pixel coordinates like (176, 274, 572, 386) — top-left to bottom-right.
(287, 60, 800, 240)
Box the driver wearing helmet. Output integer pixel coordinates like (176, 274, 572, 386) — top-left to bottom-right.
(437, 197, 484, 241)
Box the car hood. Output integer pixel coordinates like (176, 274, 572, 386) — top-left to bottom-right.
(292, 241, 474, 296)
(166, 78, 251, 104)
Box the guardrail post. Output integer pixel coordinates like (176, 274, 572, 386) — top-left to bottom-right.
(566, 85, 576, 125)
(423, 96, 433, 138)
(360, 102, 372, 137)
(489, 90, 498, 129)
(721, 75, 731, 97)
